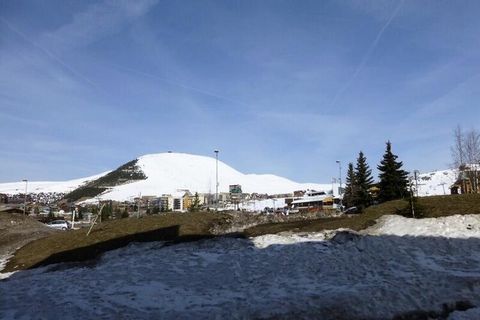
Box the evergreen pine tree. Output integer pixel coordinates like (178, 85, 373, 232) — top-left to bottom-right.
(189, 192, 201, 212)
(377, 141, 409, 202)
(343, 163, 357, 208)
(355, 151, 375, 209)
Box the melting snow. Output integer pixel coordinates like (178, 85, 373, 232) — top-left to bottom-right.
(1, 214, 480, 319)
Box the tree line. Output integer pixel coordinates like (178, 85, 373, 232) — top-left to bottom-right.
(343, 141, 409, 210)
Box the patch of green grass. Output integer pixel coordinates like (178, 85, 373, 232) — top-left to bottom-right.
(416, 194, 480, 218)
(245, 194, 480, 237)
(4, 212, 231, 272)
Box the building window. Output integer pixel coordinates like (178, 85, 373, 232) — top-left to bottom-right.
(174, 199, 181, 210)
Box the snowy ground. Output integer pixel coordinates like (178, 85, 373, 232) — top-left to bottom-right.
(1, 215, 480, 319)
(0, 254, 13, 280)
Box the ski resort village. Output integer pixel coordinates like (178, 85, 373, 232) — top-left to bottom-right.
(2, 1, 480, 319)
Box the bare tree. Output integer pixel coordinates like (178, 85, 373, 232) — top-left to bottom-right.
(450, 125, 465, 168)
(451, 125, 480, 192)
(464, 129, 480, 165)
(464, 129, 480, 192)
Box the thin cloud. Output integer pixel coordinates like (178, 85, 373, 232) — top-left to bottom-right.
(111, 63, 252, 108)
(41, 0, 158, 51)
(330, 0, 404, 108)
(0, 17, 97, 88)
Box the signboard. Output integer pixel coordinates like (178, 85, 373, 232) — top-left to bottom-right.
(229, 184, 242, 194)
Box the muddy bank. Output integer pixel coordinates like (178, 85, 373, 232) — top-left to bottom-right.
(0, 213, 56, 258)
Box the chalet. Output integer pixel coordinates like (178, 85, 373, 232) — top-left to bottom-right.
(450, 168, 480, 194)
(290, 190, 341, 213)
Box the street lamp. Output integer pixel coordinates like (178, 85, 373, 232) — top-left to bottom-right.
(335, 160, 342, 196)
(214, 150, 219, 211)
(22, 179, 28, 215)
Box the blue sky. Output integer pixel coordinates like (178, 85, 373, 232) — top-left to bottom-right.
(1, 0, 480, 183)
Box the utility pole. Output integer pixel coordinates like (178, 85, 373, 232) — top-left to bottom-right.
(22, 179, 28, 216)
(336, 160, 343, 211)
(214, 150, 219, 211)
(137, 193, 141, 218)
(414, 170, 420, 197)
(409, 178, 416, 218)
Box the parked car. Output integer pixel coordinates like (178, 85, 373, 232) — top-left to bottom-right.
(344, 206, 359, 214)
(45, 220, 70, 230)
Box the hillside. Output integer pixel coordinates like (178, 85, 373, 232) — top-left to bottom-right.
(94, 153, 332, 201)
(62, 159, 147, 202)
(245, 194, 480, 236)
(0, 153, 333, 202)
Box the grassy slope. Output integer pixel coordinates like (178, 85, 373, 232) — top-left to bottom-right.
(62, 159, 147, 202)
(0, 213, 57, 257)
(244, 194, 480, 237)
(4, 212, 231, 273)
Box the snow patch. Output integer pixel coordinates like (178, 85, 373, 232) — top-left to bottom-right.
(0, 254, 15, 280)
(365, 214, 480, 238)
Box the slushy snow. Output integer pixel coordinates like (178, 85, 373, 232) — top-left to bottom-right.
(1, 214, 480, 319)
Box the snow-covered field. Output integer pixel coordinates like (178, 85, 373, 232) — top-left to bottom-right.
(1, 215, 480, 319)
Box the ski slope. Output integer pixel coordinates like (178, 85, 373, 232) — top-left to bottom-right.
(416, 169, 458, 196)
(0, 172, 110, 195)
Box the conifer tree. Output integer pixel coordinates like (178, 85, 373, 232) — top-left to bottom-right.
(343, 162, 357, 208)
(189, 192, 201, 212)
(355, 151, 375, 208)
(377, 141, 409, 202)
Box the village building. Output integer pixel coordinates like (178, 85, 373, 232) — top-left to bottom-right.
(450, 167, 480, 195)
(0, 193, 8, 204)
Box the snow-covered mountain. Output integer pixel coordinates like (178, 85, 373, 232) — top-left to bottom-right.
(0, 153, 332, 201)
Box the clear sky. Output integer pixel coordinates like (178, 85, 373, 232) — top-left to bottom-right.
(1, 0, 479, 183)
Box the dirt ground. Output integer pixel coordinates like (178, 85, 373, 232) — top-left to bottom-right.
(0, 213, 57, 258)
(211, 210, 343, 234)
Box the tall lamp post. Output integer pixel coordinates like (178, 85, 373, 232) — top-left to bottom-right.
(22, 179, 28, 216)
(214, 150, 219, 211)
(336, 160, 343, 211)
(335, 160, 342, 196)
